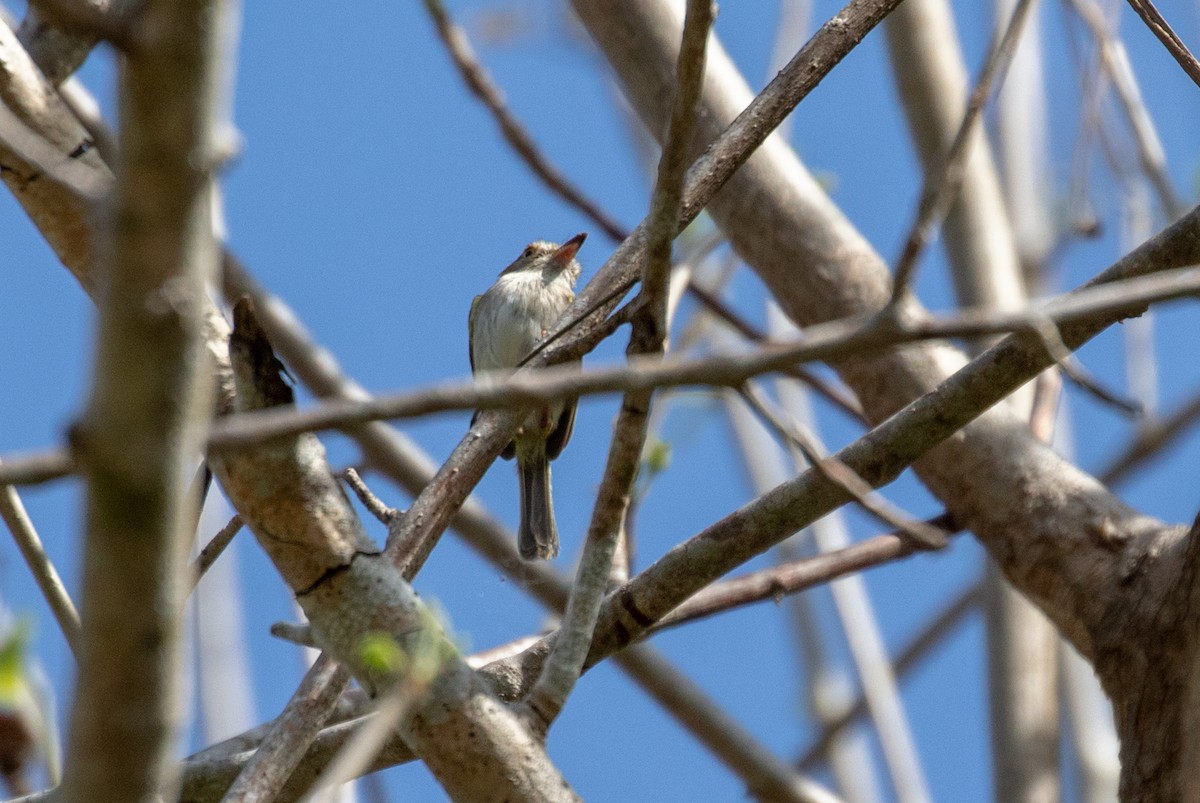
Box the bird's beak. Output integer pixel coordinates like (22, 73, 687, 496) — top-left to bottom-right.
(550, 232, 587, 270)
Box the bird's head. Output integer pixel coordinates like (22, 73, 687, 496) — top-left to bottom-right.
(500, 232, 586, 280)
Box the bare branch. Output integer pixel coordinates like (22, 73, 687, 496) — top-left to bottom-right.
(636, 1, 712, 342)
(0, 478, 82, 656)
(212, 299, 575, 801)
(191, 515, 244, 588)
(738, 384, 950, 548)
(341, 468, 398, 526)
(0, 450, 73, 487)
(1069, 0, 1186, 219)
(218, 655, 351, 803)
(1058, 354, 1143, 417)
(653, 513, 959, 634)
(1123, 0, 1200, 89)
(1099, 388, 1200, 486)
(687, 283, 866, 421)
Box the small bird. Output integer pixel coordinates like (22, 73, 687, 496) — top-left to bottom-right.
(469, 233, 586, 560)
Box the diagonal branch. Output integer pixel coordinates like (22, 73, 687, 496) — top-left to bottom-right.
(796, 580, 982, 771)
(652, 514, 960, 634)
(0, 478, 82, 656)
(738, 383, 951, 548)
(1123, 0, 1200, 89)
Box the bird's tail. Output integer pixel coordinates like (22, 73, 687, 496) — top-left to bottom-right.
(518, 449, 559, 560)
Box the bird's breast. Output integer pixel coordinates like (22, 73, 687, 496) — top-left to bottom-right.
(472, 272, 574, 372)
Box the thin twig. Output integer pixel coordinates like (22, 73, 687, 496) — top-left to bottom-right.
(190, 514, 244, 588)
(1123, 0, 1200, 90)
(1059, 355, 1142, 417)
(654, 512, 959, 633)
(890, 0, 1037, 300)
(269, 621, 316, 648)
(688, 282, 866, 421)
(0, 450, 73, 486)
(516, 279, 632, 367)
(524, 0, 715, 731)
(1099, 388, 1200, 486)
(1028, 317, 1142, 416)
(208, 264, 1200, 449)
(617, 645, 841, 803)
(341, 468, 398, 525)
(778, 397, 931, 803)
(0, 480, 82, 656)
(420, 0, 628, 242)
(738, 385, 951, 548)
(637, 0, 712, 342)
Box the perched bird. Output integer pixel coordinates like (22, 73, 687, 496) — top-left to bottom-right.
(469, 233, 586, 560)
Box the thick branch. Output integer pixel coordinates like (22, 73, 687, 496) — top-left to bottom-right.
(210, 300, 576, 801)
(59, 0, 226, 798)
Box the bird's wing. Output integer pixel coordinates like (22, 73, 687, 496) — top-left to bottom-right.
(467, 293, 482, 374)
(546, 398, 576, 461)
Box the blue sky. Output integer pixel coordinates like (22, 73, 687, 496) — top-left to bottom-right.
(2, 0, 1200, 799)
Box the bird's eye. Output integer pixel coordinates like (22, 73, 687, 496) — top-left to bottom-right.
(522, 247, 535, 258)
